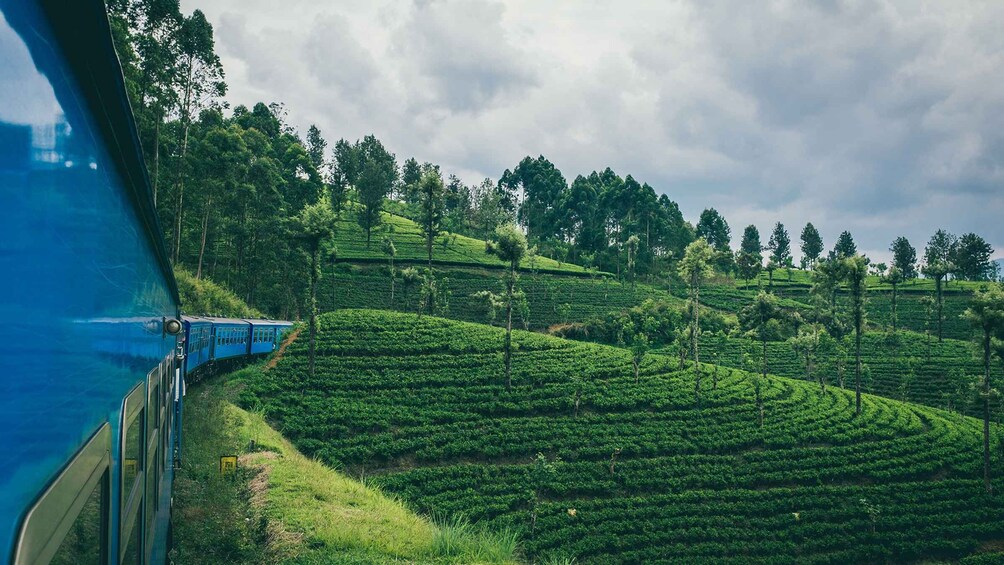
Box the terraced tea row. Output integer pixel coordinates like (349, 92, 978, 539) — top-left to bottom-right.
(242, 310, 1004, 564)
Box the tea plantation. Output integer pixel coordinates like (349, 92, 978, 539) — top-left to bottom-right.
(241, 310, 1004, 564)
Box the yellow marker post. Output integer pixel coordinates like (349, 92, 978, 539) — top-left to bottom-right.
(220, 455, 238, 475)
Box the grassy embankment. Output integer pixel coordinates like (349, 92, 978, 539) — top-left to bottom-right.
(171, 366, 522, 564)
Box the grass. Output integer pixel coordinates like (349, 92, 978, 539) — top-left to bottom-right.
(176, 267, 264, 318)
(172, 365, 522, 564)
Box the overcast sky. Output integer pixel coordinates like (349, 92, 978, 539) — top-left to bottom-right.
(183, 0, 1004, 265)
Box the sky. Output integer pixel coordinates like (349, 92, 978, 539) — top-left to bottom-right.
(182, 0, 1004, 265)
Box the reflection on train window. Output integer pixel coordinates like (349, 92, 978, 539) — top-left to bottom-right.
(123, 409, 143, 493)
(121, 512, 140, 565)
(145, 446, 158, 542)
(48, 472, 106, 565)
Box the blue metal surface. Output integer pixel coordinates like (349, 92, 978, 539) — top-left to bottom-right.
(0, 1, 178, 560)
(211, 320, 252, 360)
(183, 317, 214, 372)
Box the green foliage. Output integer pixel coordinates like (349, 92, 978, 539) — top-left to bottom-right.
(175, 267, 263, 318)
(240, 310, 1004, 564)
(800, 222, 823, 269)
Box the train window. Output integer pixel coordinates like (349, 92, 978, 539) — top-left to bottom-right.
(14, 423, 110, 565)
(121, 512, 140, 565)
(144, 442, 159, 555)
(120, 383, 146, 564)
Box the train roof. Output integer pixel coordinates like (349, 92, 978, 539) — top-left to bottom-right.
(182, 316, 294, 326)
(7, 0, 180, 305)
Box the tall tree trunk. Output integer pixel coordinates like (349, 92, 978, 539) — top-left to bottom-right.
(308, 241, 319, 381)
(983, 329, 992, 492)
(936, 277, 944, 343)
(855, 309, 862, 415)
(173, 57, 196, 264)
(504, 266, 514, 391)
(892, 281, 898, 332)
(196, 195, 212, 279)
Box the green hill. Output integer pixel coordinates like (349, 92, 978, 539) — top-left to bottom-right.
(240, 310, 1004, 564)
(176, 267, 265, 318)
(173, 368, 520, 564)
(334, 208, 588, 274)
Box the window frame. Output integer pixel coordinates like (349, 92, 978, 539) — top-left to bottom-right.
(14, 423, 111, 565)
(119, 382, 146, 563)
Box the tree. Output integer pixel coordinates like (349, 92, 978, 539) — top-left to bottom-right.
(400, 157, 422, 202)
(881, 266, 905, 332)
(739, 292, 784, 427)
(678, 239, 714, 405)
(922, 261, 952, 343)
(695, 208, 731, 251)
(843, 255, 869, 415)
(961, 285, 1004, 492)
(890, 236, 918, 279)
(833, 230, 857, 259)
(767, 222, 792, 286)
(296, 197, 336, 380)
(737, 225, 763, 287)
(418, 170, 445, 266)
(500, 155, 567, 242)
(790, 324, 825, 391)
(630, 332, 650, 383)
(486, 224, 528, 390)
(924, 229, 957, 266)
(800, 223, 823, 269)
(625, 235, 640, 287)
(355, 136, 398, 246)
(382, 237, 396, 306)
(954, 233, 995, 281)
(305, 124, 327, 174)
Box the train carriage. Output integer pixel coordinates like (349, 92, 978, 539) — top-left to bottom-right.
(0, 2, 293, 563)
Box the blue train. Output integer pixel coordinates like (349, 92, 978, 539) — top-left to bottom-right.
(0, 1, 293, 563)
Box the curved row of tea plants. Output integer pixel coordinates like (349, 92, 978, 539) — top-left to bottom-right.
(241, 310, 1004, 564)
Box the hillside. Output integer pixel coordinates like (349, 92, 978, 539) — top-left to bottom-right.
(176, 267, 265, 318)
(241, 310, 1004, 564)
(334, 207, 588, 274)
(172, 367, 520, 564)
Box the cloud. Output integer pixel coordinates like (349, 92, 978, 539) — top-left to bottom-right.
(182, 0, 1004, 265)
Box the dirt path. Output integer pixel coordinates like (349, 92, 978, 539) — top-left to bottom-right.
(265, 326, 301, 370)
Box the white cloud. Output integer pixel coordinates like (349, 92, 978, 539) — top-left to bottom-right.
(184, 0, 1004, 263)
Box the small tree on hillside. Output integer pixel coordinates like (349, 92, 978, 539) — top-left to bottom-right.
(737, 225, 764, 288)
(419, 170, 445, 266)
(922, 261, 952, 343)
(740, 291, 785, 389)
(880, 265, 905, 333)
(833, 231, 857, 259)
(400, 267, 420, 312)
(768, 222, 792, 285)
(296, 197, 336, 380)
(961, 285, 1004, 492)
(801, 222, 823, 270)
(678, 239, 715, 392)
(382, 237, 396, 307)
(890, 236, 918, 279)
(843, 255, 869, 415)
(486, 224, 528, 390)
(790, 324, 824, 391)
(625, 235, 640, 288)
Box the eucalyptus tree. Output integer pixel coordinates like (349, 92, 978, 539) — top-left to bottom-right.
(296, 197, 336, 379)
(739, 292, 784, 427)
(955, 233, 996, 281)
(486, 224, 529, 390)
(418, 170, 445, 266)
(843, 255, 869, 415)
(880, 265, 905, 333)
(800, 223, 823, 269)
(382, 237, 397, 306)
(695, 208, 731, 252)
(678, 238, 715, 373)
(961, 285, 1004, 492)
(790, 324, 825, 391)
(625, 235, 640, 288)
(922, 261, 952, 343)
